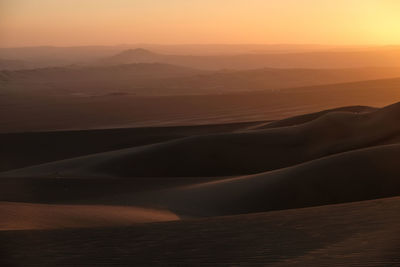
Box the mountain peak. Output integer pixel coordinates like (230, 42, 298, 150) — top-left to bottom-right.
(102, 48, 162, 64)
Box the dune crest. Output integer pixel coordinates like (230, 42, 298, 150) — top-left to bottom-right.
(3, 102, 399, 178)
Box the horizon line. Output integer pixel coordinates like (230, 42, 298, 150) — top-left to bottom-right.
(2, 43, 400, 49)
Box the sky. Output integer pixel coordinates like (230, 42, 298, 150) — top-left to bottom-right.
(1, 0, 400, 47)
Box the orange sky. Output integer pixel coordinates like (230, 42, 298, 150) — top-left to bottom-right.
(1, 0, 400, 47)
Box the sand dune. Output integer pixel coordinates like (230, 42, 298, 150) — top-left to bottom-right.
(255, 105, 377, 129)
(1, 197, 399, 266)
(2, 46, 400, 267)
(0, 176, 229, 205)
(0, 202, 178, 230)
(1, 100, 400, 265)
(1, 103, 400, 220)
(151, 143, 400, 216)
(3, 102, 399, 178)
(0, 121, 259, 172)
(2, 144, 399, 217)
(0, 106, 374, 172)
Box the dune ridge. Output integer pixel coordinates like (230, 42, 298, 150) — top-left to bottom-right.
(0, 121, 260, 172)
(2, 143, 399, 218)
(1, 101, 400, 266)
(3, 102, 399, 178)
(152, 143, 400, 216)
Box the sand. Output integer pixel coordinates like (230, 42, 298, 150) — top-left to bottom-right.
(1, 197, 399, 266)
(0, 121, 260, 172)
(0, 202, 178, 231)
(3, 102, 399, 178)
(1, 101, 400, 266)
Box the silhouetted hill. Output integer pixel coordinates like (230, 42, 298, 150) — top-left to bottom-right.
(101, 48, 164, 65)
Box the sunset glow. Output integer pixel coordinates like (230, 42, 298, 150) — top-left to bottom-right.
(2, 0, 400, 47)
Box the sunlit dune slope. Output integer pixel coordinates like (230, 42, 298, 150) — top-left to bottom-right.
(1, 197, 399, 266)
(0, 202, 178, 230)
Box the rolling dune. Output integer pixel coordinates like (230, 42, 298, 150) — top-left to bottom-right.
(2, 144, 399, 218)
(1, 101, 400, 266)
(152, 143, 400, 216)
(0, 106, 374, 172)
(3, 4, 400, 265)
(0, 121, 260, 172)
(3, 102, 399, 178)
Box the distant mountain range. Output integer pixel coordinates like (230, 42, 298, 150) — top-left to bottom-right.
(98, 48, 400, 70)
(2, 45, 400, 70)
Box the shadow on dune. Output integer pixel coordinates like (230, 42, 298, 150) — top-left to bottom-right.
(0, 121, 259, 172)
(1, 102, 400, 220)
(3, 102, 399, 178)
(1, 197, 400, 266)
(153, 143, 400, 216)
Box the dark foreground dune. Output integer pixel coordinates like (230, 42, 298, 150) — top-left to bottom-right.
(2, 102, 400, 218)
(1, 143, 400, 218)
(2, 140, 400, 220)
(3, 102, 399, 178)
(152, 143, 400, 216)
(4, 143, 399, 218)
(1, 101, 400, 266)
(0, 105, 375, 173)
(1, 197, 400, 266)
